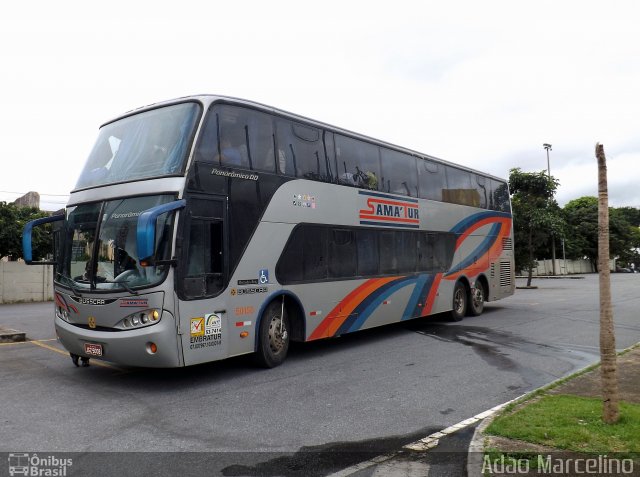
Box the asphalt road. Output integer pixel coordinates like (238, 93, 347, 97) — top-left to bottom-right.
(1, 274, 639, 476)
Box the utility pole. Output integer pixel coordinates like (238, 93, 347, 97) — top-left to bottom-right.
(543, 143, 557, 275)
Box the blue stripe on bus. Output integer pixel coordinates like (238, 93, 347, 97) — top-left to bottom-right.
(406, 274, 438, 319)
(449, 211, 511, 235)
(343, 277, 419, 333)
(402, 274, 431, 320)
(445, 223, 502, 277)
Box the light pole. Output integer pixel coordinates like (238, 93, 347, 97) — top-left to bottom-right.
(543, 143, 557, 275)
(543, 143, 552, 176)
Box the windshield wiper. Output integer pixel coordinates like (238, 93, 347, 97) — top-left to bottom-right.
(55, 272, 84, 297)
(100, 278, 139, 295)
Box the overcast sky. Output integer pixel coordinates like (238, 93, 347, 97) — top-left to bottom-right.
(2, 0, 639, 211)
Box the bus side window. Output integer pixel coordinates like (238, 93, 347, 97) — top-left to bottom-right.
(214, 105, 275, 172)
(396, 232, 418, 273)
(356, 229, 378, 276)
(432, 233, 456, 272)
(329, 229, 356, 278)
(491, 179, 510, 212)
(335, 135, 381, 190)
(275, 120, 330, 181)
(303, 226, 328, 281)
(380, 148, 418, 197)
(418, 160, 446, 201)
(443, 166, 479, 207)
(184, 218, 224, 298)
(475, 174, 489, 209)
(379, 231, 397, 274)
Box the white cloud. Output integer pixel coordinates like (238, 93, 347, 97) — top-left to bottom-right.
(2, 0, 640, 209)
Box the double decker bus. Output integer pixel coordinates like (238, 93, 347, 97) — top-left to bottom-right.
(23, 95, 514, 369)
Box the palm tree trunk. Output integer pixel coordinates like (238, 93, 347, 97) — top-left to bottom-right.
(596, 143, 619, 424)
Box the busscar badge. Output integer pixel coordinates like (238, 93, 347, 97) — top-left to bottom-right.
(88, 316, 96, 329)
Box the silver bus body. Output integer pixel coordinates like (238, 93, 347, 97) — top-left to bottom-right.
(25, 95, 515, 368)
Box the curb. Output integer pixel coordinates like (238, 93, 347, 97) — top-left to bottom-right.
(0, 328, 26, 343)
(466, 341, 640, 476)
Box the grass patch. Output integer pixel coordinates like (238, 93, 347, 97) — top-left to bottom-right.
(486, 394, 640, 454)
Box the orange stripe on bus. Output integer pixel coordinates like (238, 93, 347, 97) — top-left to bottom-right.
(308, 277, 399, 340)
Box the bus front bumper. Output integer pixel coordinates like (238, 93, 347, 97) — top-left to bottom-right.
(54, 313, 182, 368)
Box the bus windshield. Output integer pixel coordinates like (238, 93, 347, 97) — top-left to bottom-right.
(74, 102, 201, 190)
(57, 195, 175, 293)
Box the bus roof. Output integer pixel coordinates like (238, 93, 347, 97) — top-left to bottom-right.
(103, 94, 508, 184)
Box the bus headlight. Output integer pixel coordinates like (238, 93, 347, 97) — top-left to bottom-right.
(115, 309, 162, 330)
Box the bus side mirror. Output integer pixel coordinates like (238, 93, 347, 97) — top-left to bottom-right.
(136, 199, 186, 265)
(22, 214, 64, 265)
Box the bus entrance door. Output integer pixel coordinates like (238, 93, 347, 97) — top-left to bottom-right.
(177, 195, 229, 366)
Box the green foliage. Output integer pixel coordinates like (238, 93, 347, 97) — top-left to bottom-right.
(486, 395, 640, 453)
(0, 202, 53, 261)
(562, 196, 638, 268)
(509, 168, 564, 273)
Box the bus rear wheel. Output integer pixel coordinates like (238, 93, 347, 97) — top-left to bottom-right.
(255, 300, 290, 368)
(450, 281, 467, 322)
(467, 281, 485, 316)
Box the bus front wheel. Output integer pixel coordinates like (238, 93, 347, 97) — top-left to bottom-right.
(450, 281, 467, 322)
(255, 300, 290, 368)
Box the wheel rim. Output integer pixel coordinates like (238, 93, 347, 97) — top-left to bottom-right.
(454, 288, 465, 314)
(472, 286, 484, 309)
(268, 315, 288, 355)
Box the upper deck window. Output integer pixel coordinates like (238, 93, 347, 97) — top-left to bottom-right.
(194, 104, 276, 173)
(75, 102, 201, 190)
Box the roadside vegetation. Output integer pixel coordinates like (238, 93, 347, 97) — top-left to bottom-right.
(0, 201, 53, 261)
(486, 395, 640, 454)
(509, 169, 640, 277)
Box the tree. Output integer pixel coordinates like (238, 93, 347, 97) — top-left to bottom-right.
(596, 143, 619, 424)
(616, 206, 640, 227)
(509, 168, 563, 286)
(563, 197, 636, 270)
(0, 202, 52, 261)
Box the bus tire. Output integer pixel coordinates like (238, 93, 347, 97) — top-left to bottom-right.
(255, 300, 290, 368)
(450, 281, 467, 322)
(467, 281, 485, 316)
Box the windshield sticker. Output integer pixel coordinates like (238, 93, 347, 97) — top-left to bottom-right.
(292, 194, 316, 209)
(358, 191, 420, 229)
(210, 168, 258, 181)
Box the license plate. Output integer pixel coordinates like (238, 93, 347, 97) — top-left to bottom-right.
(84, 343, 103, 357)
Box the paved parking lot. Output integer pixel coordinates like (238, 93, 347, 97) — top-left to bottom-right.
(1, 274, 639, 476)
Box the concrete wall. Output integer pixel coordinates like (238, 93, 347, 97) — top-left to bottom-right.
(525, 258, 614, 276)
(0, 262, 53, 304)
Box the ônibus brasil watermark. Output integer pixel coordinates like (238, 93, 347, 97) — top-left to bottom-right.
(7, 453, 72, 477)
